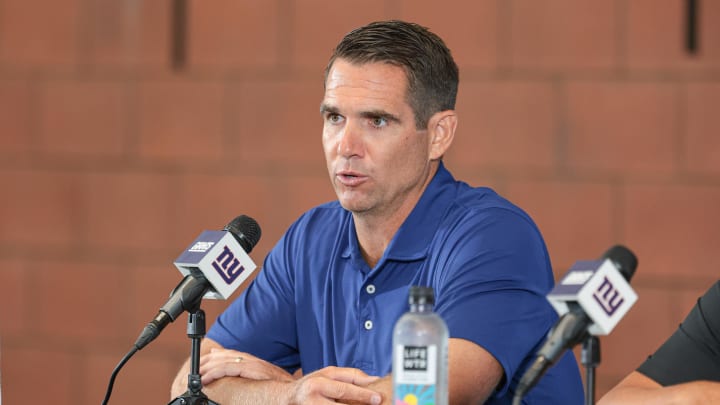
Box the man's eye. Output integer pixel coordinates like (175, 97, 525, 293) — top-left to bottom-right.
(326, 113, 343, 124)
(371, 117, 387, 128)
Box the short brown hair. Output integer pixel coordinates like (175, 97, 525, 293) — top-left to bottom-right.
(325, 20, 459, 129)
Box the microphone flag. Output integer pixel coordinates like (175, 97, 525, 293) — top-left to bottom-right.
(547, 258, 637, 336)
(174, 230, 257, 300)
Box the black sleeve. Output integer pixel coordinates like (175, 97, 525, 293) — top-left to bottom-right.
(637, 280, 720, 386)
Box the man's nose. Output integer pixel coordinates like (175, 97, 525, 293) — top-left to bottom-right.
(337, 121, 364, 158)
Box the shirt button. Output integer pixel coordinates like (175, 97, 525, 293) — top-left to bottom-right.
(366, 284, 376, 294)
(364, 320, 373, 330)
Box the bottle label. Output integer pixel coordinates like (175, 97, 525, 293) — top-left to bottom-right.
(394, 344, 438, 405)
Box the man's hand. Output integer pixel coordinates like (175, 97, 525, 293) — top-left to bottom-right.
(172, 338, 384, 404)
(199, 347, 296, 386)
(193, 342, 383, 404)
(336, 376, 391, 405)
(287, 366, 383, 405)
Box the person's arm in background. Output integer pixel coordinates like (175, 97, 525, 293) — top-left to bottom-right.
(171, 337, 384, 405)
(599, 371, 720, 405)
(600, 281, 720, 405)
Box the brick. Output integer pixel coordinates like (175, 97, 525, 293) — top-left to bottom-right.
(623, 183, 720, 280)
(503, 180, 615, 278)
(0, 170, 79, 246)
(450, 81, 557, 171)
(85, 350, 181, 404)
(566, 82, 678, 175)
(0, 259, 27, 335)
(231, 79, 326, 171)
(596, 370, 631, 395)
(31, 260, 127, 341)
(203, 298, 237, 335)
(83, 172, 177, 250)
(441, 163, 504, 194)
(597, 375, 622, 401)
(600, 287, 687, 378)
(0, 80, 32, 156)
(676, 283, 713, 321)
(3, 347, 76, 404)
(86, 0, 170, 71)
(292, 1, 386, 70)
(128, 261, 195, 351)
(128, 255, 258, 355)
(173, 173, 277, 254)
(398, 0, 498, 69)
(137, 81, 225, 161)
(38, 80, 128, 157)
(129, 260, 252, 348)
(626, 0, 720, 70)
(282, 173, 337, 225)
(509, 0, 617, 71)
(685, 83, 720, 174)
(0, 0, 81, 70)
(188, 0, 280, 71)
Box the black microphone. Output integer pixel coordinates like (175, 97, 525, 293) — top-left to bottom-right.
(134, 215, 261, 350)
(513, 245, 638, 402)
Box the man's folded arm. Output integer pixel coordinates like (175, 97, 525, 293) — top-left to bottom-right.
(171, 338, 384, 405)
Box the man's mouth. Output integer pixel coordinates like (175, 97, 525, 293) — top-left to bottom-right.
(337, 171, 367, 186)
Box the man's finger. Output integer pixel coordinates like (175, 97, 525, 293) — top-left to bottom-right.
(321, 367, 381, 386)
(321, 379, 382, 405)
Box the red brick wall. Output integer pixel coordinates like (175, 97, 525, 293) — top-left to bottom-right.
(1, 0, 718, 403)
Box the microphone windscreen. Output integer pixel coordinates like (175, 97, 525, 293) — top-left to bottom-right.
(602, 245, 638, 281)
(224, 215, 262, 253)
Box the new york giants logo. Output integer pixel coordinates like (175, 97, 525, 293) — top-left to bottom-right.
(593, 276, 625, 316)
(212, 245, 245, 284)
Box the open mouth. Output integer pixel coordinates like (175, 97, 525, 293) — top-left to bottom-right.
(337, 171, 367, 186)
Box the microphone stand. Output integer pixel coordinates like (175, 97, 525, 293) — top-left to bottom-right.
(580, 335, 600, 405)
(169, 309, 220, 405)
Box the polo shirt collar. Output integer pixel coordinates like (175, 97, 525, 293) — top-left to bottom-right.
(341, 161, 457, 263)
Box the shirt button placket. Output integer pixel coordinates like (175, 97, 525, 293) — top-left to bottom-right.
(363, 284, 376, 331)
(364, 284, 376, 330)
(357, 281, 376, 371)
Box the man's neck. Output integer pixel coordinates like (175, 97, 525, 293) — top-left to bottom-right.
(353, 163, 439, 268)
(354, 210, 406, 269)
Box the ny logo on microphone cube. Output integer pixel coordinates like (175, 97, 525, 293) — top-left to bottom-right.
(174, 230, 257, 300)
(548, 258, 637, 335)
(592, 276, 625, 316)
(212, 245, 245, 283)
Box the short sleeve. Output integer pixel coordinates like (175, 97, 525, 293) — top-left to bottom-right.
(206, 226, 300, 372)
(432, 207, 559, 398)
(637, 281, 720, 385)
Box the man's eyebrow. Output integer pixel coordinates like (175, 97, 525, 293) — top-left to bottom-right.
(319, 103, 339, 114)
(360, 109, 401, 124)
(319, 104, 402, 124)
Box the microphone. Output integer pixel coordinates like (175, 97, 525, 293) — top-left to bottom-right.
(513, 245, 638, 401)
(134, 215, 261, 350)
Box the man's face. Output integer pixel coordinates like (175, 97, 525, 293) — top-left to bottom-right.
(321, 59, 435, 218)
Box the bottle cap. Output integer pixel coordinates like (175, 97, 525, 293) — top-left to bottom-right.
(409, 286, 435, 305)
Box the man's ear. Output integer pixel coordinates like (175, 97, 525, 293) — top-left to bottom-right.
(427, 110, 458, 160)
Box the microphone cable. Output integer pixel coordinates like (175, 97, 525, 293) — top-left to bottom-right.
(101, 346, 138, 405)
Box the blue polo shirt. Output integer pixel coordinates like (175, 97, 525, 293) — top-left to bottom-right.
(208, 162, 583, 404)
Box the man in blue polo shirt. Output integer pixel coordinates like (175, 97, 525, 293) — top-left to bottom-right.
(171, 20, 583, 404)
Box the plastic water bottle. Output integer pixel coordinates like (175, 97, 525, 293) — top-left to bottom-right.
(392, 286, 448, 405)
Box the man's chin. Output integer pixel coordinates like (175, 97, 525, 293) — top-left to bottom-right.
(337, 198, 371, 214)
